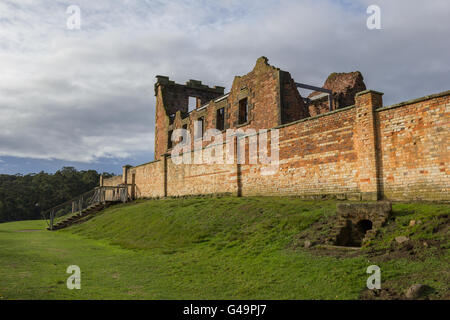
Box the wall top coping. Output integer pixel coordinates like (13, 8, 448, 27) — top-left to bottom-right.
(274, 104, 356, 130)
(355, 89, 384, 97)
(154, 75, 225, 93)
(129, 159, 161, 170)
(376, 89, 450, 112)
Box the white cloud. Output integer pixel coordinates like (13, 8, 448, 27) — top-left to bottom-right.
(0, 0, 449, 164)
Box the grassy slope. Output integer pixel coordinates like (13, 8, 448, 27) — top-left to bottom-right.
(0, 197, 448, 299)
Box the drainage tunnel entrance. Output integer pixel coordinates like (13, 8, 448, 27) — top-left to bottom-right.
(335, 219, 373, 247)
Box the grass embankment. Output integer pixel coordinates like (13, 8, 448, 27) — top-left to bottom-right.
(0, 197, 448, 299)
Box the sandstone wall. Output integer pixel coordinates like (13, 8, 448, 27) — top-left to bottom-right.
(166, 157, 237, 197)
(130, 160, 165, 198)
(103, 175, 122, 187)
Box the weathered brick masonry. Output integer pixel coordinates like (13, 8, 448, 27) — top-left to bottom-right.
(104, 57, 449, 202)
(376, 93, 449, 200)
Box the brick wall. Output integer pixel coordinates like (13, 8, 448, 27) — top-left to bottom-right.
(104, 85, 449, 202)
(158, 57, 311, 160)
(308, 71, 366, 116)
(280, 70, 310, 123)
(166, 155, 237, 197)
(154, 76, 225, 159)
(227, 57, 282, 130)
(129, 160, 165, 198)
(239, 106, 359, 198)
(376, 92, 450, 201)
(354, 90, 383, 200)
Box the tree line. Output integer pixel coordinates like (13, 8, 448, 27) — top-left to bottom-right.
(0, 167, 114, 223)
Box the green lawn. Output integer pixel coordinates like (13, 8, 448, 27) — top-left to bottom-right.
(0, 197, 448, 299)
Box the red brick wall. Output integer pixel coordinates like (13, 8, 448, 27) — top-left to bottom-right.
(226, 57, 281, 130)
(354, 90, 383, 200)
(239, 106, 359, 198)
(376, 92, 450, 201)
(280, 70, 310, 123)
(104, 90, 450, 202)
(154, 77, 224, 159)
(162, 57, 300, 158)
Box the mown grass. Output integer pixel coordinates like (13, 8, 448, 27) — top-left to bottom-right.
(68, 197, 336, 253)
(0, 197, 448, 300)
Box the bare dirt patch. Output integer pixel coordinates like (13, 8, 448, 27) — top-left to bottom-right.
(360, 287, 404, 300)
(293, 209, 449, 262)
(366, 239, 446, 263)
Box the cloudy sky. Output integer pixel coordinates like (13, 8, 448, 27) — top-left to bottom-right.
(0, 0, 449, 174)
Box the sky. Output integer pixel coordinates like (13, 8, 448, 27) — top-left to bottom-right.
(0, 0, 449, 175)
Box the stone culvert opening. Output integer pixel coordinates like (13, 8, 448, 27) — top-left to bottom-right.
(356, 219, 373, 236)
(335, 219, 373, 247)
(332, 202, 392, 247)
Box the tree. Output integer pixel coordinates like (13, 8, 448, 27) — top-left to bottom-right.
(0, 168, 115, 223)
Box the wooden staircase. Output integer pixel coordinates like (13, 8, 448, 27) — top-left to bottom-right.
(43, 185, 129, 231)
(47, 202, 115, 230)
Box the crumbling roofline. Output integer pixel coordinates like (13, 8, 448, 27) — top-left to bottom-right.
(295, 82, 333, 112)
(176, 92, 230, 115)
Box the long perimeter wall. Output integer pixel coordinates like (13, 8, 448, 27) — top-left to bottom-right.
(104, 90, 450, 202)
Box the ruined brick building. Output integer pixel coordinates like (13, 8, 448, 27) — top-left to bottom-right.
(103, 57, 449, 202)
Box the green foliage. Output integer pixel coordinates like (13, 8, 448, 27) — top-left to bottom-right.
(0, 167, 114, 223)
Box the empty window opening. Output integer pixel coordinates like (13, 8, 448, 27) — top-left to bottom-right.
(182, 124, 189, 142)
(188, 96, 198, 112)
(216, 108, 225, 131)
(195, 117, 204, 139)
(238, 98, 248, 124)
(169, 114, 175, 125)
(167, 130, 173, 149)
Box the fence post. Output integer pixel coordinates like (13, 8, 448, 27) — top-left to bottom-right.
(79, 196, 83, 215)
(123, 187, 128, 203)
(50, 209, 54, 230)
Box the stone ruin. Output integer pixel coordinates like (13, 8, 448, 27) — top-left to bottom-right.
(102, 57, 450, 202)
(307, 71, 367, 116)
(329, 202, 392, 247)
